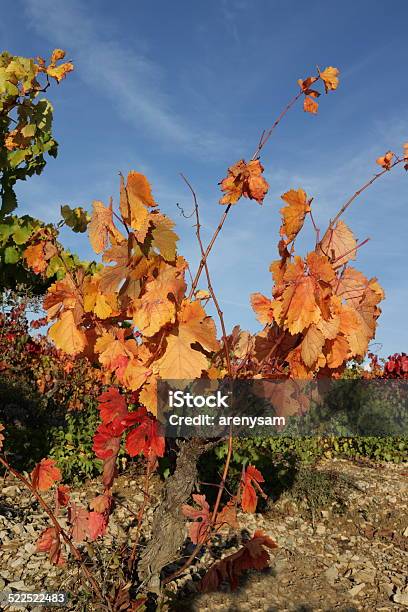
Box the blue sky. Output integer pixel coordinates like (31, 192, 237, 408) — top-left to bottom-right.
(2, 0, 408, 357)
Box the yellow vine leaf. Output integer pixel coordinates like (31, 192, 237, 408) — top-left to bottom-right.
(319, 66, 340, 93)
(306, 252, 336, 284)
(88, 200, 124, 254)
(46, 62, 74, 82)
(36, 49, 74, 83)
(83, 276, 118, 319)
(49, 310, 86, 356)
(119, 171, 156, 235)
(139, 377, 158, 416)
(279, 189, 311, 244)
(316, 314, 340, 340)
(376, 150, 394, 170)
(281, 277, 321, 334)
(23, 243, 49, 274)
(150, 213, 179, 261)
(178, 300, 219, 353)
(286, 347, 312, 379)
(132, 283, 176, 337)
(155, 300, 218, 379)
(156, 332, 209, 379)
(95, 330, 138, 371)
(123, 360, 151, 392)
(44, 276, 81, 320)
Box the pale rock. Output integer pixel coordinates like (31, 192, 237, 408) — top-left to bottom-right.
(2, 485, 19, 496)
(348, 582, 365, 597)
(325, 565, 338, 585)
(393, 592, 408, 607)
(7, 580, 26, 590)
(353, 566, 376, 584)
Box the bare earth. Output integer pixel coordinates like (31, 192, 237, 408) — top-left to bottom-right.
(0, 457, 407, 611)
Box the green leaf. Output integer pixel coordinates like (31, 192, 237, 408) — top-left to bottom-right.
(60, 204, 90, 233)
(12, 223, 33, 245)
(8, 149, 27, 168)
(4, 245, 20, 263)
(21, 123, 36, 138)
(0, 222, 14, 244)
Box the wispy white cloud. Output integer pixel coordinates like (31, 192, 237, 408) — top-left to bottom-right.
(23, 0, 238, 159)
(220, 0, 241, 44)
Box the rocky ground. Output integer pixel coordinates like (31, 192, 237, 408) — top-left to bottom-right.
(0, 457, 407, 611)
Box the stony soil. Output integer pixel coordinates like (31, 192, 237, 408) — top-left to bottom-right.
(0, 457, 407, 611)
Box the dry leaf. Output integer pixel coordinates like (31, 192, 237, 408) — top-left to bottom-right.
(220, 159, 269, 205)
(279, 189, 311, 244)
(319, 66, 340, 92)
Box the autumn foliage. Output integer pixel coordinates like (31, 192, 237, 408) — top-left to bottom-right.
(1, 52, 407, 606)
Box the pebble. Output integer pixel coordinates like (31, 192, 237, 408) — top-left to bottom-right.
(325, 565, 338, 585)
(7, 580, 27, 590)
(348, 582, 366, 597)
(2, 485, 19, 496)
(393, 592, 408, 607)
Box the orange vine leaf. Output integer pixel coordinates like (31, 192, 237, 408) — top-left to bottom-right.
(31, 458, 62, 492)
(219, 159, 269, 205)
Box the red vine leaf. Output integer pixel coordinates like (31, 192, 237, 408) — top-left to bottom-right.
(181, 494, 211, 544)
(93, 423, 124, 460)
(241, 465, 266, 513)
(123, 408, 165, 459)
(68, 503, 89, 543)
(216, 500, 239, 530)
(36, 527, 65, 566)
(97, 387, 128, 425)
(56, 484, 70, 508)
(88, 511, 108, 540)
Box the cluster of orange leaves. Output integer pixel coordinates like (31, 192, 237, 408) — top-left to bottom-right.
(26, 171, 220, 417)
(298, 66, 339, 115)
(250, 185, 384, 379)
(376, 143, 408, 171)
